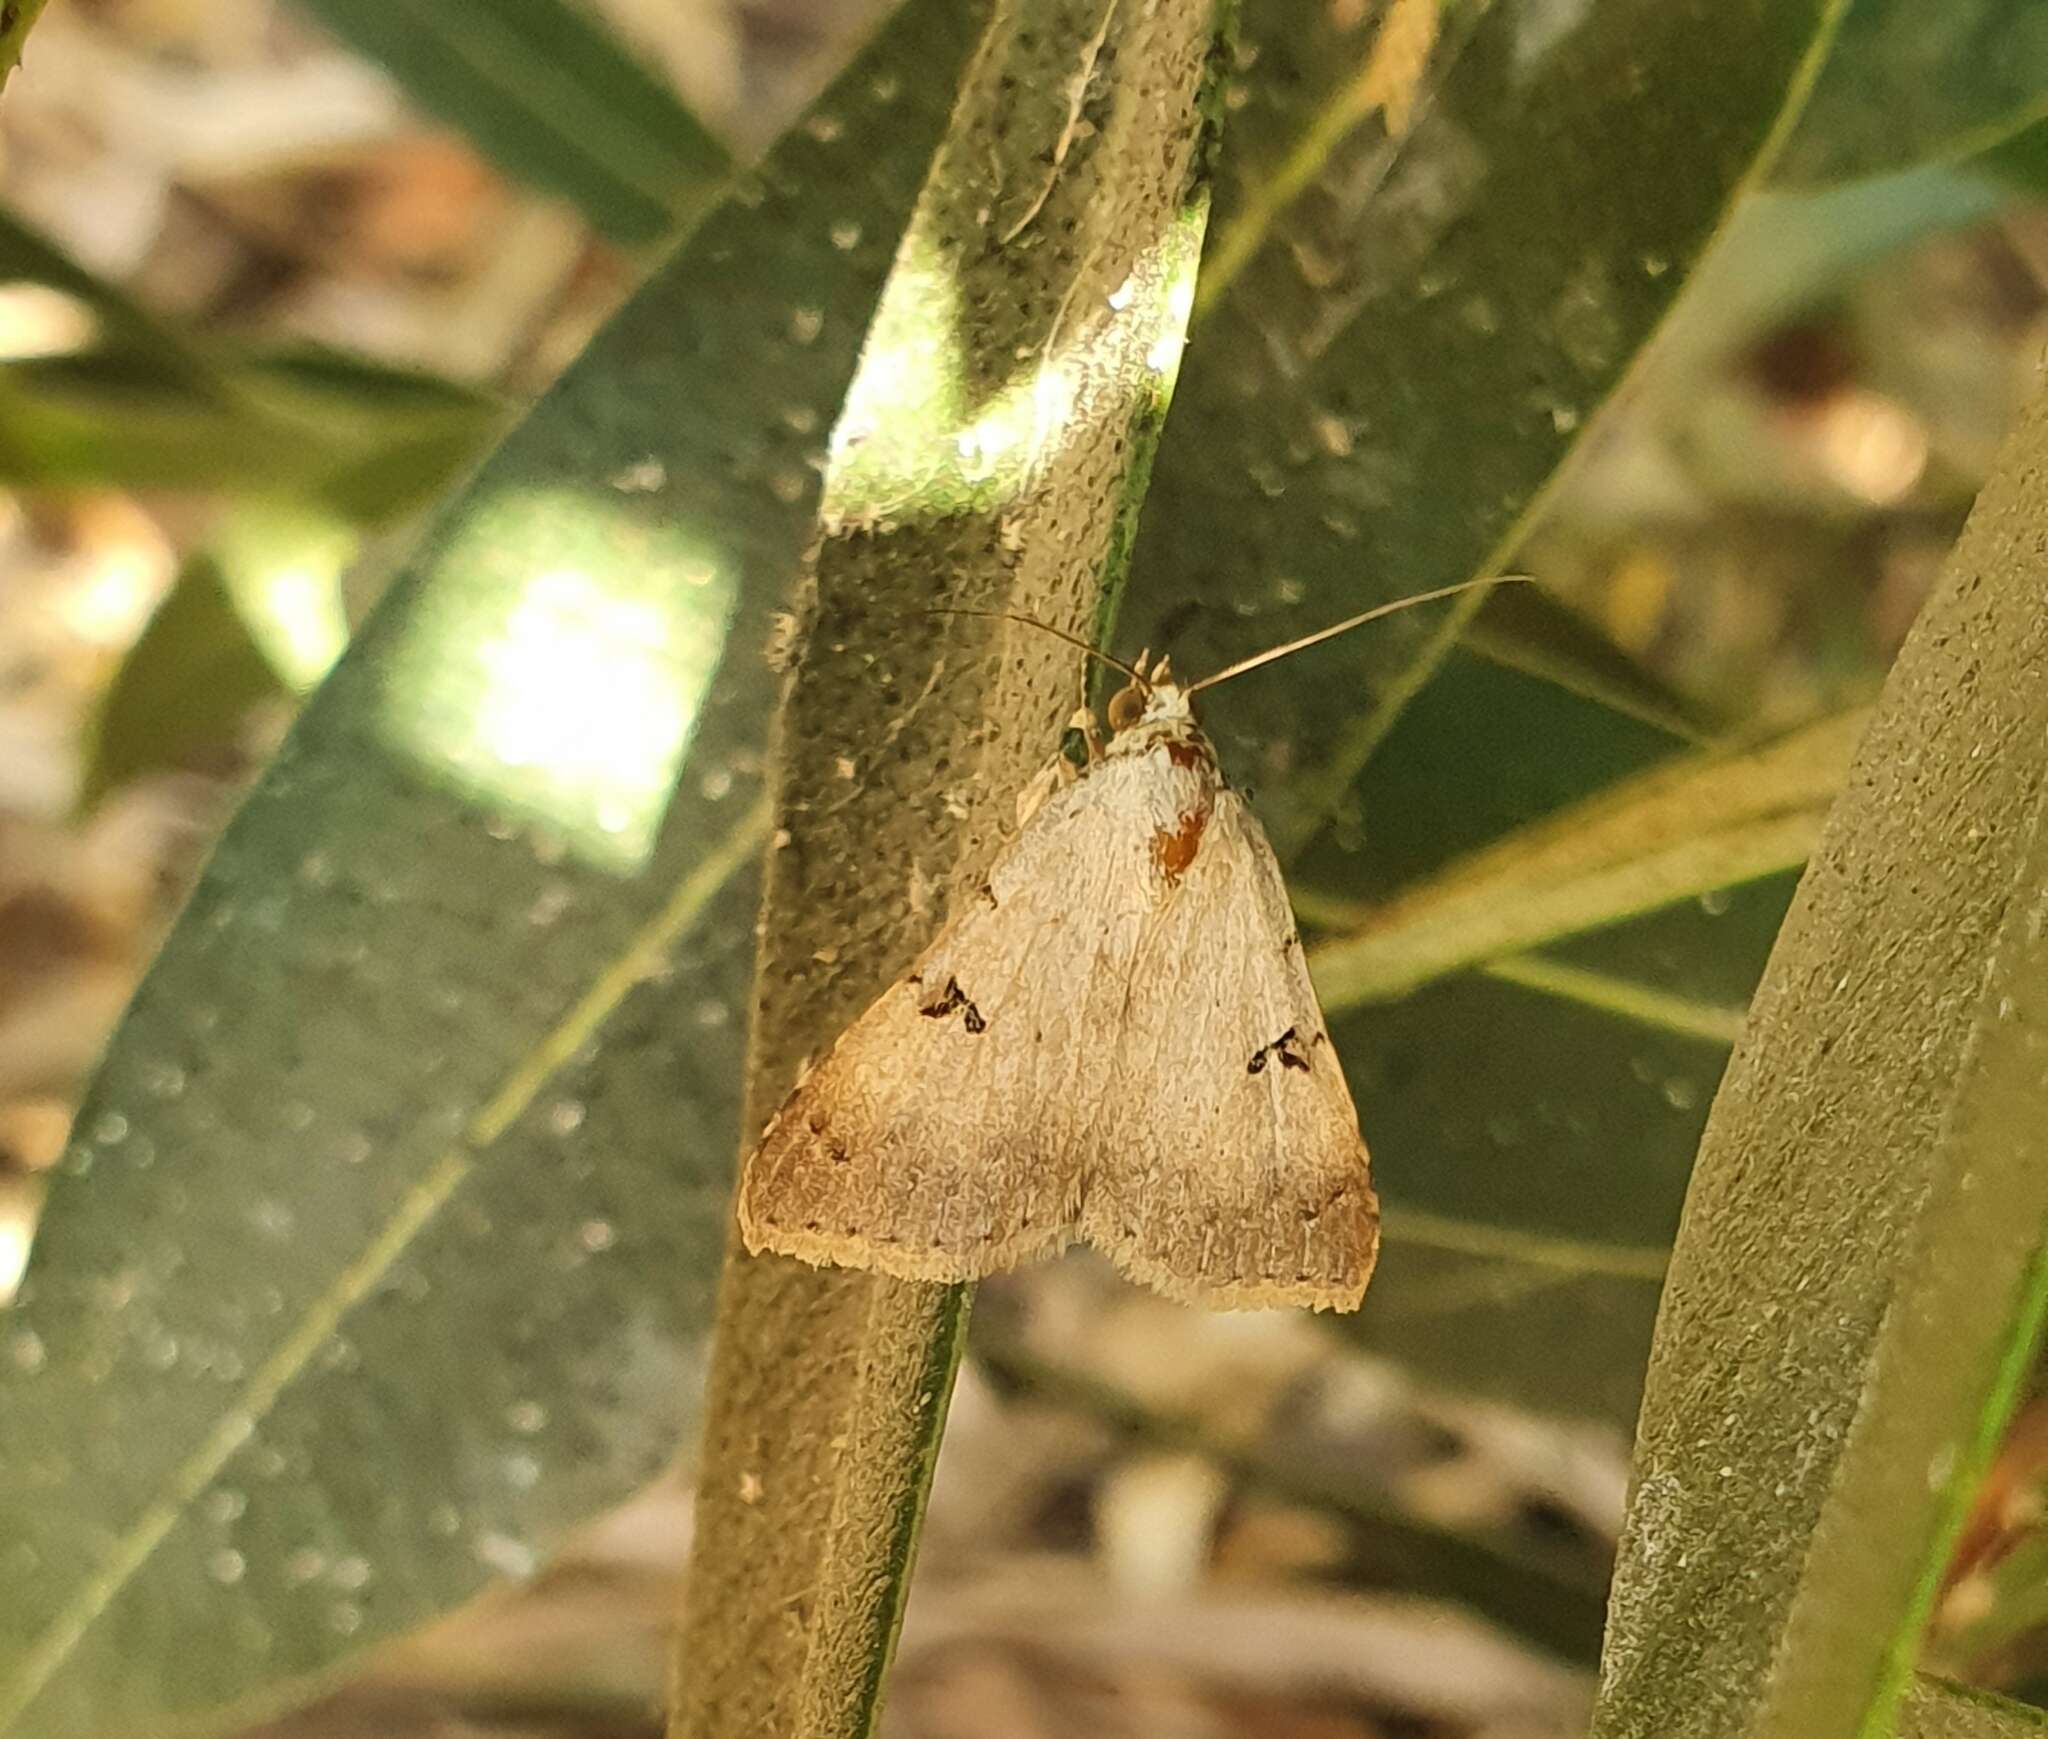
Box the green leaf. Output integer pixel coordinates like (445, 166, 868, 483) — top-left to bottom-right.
(1775, 0, 2048, 185)
(0, 209, 500, 507)
(1461, 582, 1714, 743)
(0, 208, 232, 399)
(1901, 1677, 2048, 1739)
(1975, 115, 2048, 197)
(75, 557, 289, 814)
(1305, 705, 1865, 1008)
(1121, 0, 1851, 854)
(0, 0, 51, 89)
(1305, 651, 1802, 1424)
(293, 0, 731, 244)
(0, 0, 983, 1728)
(0, 358, 490, 503)
(77, 505, 361, 812)
(1590, 379, 2048, 1739)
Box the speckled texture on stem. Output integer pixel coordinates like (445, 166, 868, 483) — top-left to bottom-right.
(671, 2, 1231, 1735)
(1593, 372, 2048, 1738)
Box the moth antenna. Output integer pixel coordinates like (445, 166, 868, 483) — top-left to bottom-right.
(1187, 576, 1533, 697)
(923, 606, 1146, 689)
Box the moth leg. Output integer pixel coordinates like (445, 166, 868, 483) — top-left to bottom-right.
(1070, 705, 1103, 765)
(1015, 751, 1078, 827)
(1016, 707, 1099, 826)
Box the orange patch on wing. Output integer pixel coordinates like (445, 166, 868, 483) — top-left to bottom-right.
(1152, 808, 1207, 883)
(1164, 738, 1210, 770)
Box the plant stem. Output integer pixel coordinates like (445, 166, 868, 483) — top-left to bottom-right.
(671, 3, 1232, 1733)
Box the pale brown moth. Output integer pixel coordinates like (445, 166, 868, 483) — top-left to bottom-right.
(740, 579, 1518, 1311)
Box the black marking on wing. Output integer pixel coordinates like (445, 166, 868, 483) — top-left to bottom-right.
(1247, 1025, 1311, 1075)
(920, 974, 987, 1034)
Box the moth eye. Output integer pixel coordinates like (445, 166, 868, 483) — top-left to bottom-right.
(1106, 681, 1147, 733)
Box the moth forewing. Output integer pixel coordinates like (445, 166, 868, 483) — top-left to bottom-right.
(739, 671, 1380, 1312)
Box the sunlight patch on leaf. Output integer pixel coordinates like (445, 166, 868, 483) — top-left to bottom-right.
(824, 205, 1205, 527)
(374, 488, 737, 869)
(211, 504, 359, 692)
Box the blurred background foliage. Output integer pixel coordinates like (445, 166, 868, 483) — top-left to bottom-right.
(0, 1, 2043, 1736)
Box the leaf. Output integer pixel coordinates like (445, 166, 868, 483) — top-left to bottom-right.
(0, 336, 497, 516)
(0, 209, 501, 506)
(1296, 651, 1798, 1422)
(1590, 374, 2048, 1739)
(293, 0, 731, 245)
(75, 556, 289, 813)
(1461, 582, 1714, 744)
(1976, 115, 2048, 197)
(0, 0, 51, 90)
(0, 208, 231, 398)
(1304, 705, 1865, 1008)
(1774, 0, 2048, 185)
(674, 1, 1231, 1732)
(1119, 0, 1851, 855)
(77, 505, 361, 812)
(0, 0, 985, 1729)
(1901, 1678, 2048, 1739)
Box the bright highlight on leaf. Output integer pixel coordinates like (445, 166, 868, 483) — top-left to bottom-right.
(374, 490, 737, 868)
(211, 505, 359, 692)
(825, 203, 1206, 523)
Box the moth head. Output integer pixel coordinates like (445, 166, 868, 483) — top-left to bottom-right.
(1106, 653, 1190, 734)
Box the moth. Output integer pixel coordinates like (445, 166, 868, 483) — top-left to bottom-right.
(740, 580, 1512, 1311)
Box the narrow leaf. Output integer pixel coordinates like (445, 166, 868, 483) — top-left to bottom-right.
(1308, 708, 1866, 1011)
(1590, 366, 2048, 1739)
(1121, 0, 1853, 851)
(1475, 956, 1749, 1048)
(1774, 0, 2048, 185)
(0, 1, 982, 1729)
(78, 505, 360, 812)
(1900, 1677, 2048, 1739)
(75, 556, 288, 813)
(1321, 654, 1797, 1425)
(294, 0, 731, 244)
(0, 211, 500, 505)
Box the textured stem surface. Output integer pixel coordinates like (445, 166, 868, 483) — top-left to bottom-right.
(671, 3, 1230, 1733)
(1592, 373, 2048, 1737)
